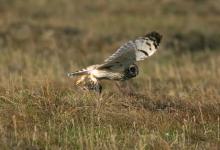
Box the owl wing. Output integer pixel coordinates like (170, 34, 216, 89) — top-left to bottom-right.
(98, 41, 136, 70)
(98, 32, 162, 70)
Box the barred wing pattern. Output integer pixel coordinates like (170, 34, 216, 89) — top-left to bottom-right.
(99, 32, 162, 70)
(67, 31, 162, 93)
(135, 37, 158, 61)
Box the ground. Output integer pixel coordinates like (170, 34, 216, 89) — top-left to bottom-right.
(0, 0, 220, 149)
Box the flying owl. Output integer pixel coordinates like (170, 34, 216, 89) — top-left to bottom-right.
(67, 31, 162, 93)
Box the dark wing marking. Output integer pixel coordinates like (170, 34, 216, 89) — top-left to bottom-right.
(98, 32, 162, 70)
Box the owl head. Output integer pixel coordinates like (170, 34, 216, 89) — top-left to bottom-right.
(124, 64, 139, 80)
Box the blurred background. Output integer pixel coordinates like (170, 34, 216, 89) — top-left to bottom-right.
(0, 0, 219, 85)
(0, 0, 220, 149)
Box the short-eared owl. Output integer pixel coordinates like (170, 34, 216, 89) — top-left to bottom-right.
(67, 31, 162, 93)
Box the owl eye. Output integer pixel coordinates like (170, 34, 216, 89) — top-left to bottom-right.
(128, 65, 139, 77)
(129, 66, 136, 74)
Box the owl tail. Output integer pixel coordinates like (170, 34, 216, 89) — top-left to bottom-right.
(67, 69, 90, 77)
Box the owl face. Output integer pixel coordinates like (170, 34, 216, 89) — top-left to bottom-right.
(124, 64, 139, 80)
(68, 31, 162, 93)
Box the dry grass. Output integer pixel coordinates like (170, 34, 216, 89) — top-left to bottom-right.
(0, 0, 220, 149)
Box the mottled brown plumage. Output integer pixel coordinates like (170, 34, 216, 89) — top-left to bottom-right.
(67, 31, 162, 92)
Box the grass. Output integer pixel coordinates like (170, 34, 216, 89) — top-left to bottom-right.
(0, 0, 220, 149)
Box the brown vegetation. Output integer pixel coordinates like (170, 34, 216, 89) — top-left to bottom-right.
(0, 0, 220, 149)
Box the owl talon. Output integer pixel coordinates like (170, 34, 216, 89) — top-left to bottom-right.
(75, 75, 102, 93)
(76, 75, 86, 85)
(68, 31, 162, 93)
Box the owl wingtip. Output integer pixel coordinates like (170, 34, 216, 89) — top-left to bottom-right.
(145, 31, 162, 44)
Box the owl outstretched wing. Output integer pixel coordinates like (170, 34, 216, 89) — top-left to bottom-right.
(98, 31, 162, 70)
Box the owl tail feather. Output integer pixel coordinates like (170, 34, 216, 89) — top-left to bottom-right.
(67, 69, 89, 77)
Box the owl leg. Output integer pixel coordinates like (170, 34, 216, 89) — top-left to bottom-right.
(76, 75, 102, 93)
(86, 75, 102, 93)
(76, 75, 87, 85)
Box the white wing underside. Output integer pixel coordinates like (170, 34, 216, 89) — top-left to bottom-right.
(99, 37, 158, 70)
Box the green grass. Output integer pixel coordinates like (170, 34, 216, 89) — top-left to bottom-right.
(0, 0, 220, 149)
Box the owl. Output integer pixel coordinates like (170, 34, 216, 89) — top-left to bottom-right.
(67, 31, 162, 93)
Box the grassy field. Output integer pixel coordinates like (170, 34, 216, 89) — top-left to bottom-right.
(0, 0, 220, 149)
